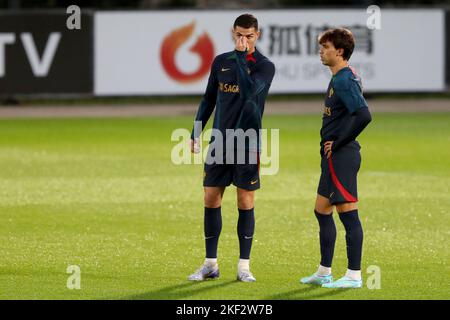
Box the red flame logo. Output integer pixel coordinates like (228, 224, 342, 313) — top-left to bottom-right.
(160, 22, 215, 83)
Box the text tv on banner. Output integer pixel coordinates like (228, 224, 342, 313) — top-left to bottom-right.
(0, 11, 93, 95)
(95, 10, 445, 95)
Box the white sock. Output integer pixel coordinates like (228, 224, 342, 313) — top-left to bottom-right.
(238, 259, 250, 271)
(317, 265, 332, 276)
(345, 269, 361, 280)
(204, 258, 217, 267)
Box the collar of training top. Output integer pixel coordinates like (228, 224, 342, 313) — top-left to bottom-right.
(246, 48, 261, 63)
(246, 53, 256, 63)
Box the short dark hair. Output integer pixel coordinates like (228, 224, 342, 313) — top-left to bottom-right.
(319, 28, 355, 61)
(233, 14, 258, 31)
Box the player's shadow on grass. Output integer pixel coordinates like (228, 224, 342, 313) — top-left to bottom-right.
(121, 280, 236, 300)
(265, 285, 350, 300)
(264, 285, 320, 300)
(302, 288, 351, 300)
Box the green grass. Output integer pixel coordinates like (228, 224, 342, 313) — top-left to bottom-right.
(0, 113, 449, 300)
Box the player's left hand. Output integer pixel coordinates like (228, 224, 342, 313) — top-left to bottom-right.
(324, 141, 334, 159)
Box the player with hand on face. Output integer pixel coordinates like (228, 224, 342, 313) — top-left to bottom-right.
(300, 28, 372, 289)
(188, 14, 275, 282)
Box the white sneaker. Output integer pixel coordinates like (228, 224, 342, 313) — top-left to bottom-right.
(188, 264, 220, 281)
(237, 269, 256, 282)
(322, 276, 362, 289)
(300, 272, 333, 285)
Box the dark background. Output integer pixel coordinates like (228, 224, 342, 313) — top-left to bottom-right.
(0, 12, 93, 94)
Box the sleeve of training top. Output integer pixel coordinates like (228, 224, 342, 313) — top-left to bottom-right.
(191, 58, 219, 139)
(234, 50, 275, 101)
(332, 107, 372, 152)
(331, 76, 372, 151)
(334, 75, 368, 115)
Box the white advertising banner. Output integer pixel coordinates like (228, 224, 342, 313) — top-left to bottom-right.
(94, 9, 445, 95)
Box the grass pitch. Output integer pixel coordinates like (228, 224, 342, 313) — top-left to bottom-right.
(0, 112, 448, 300)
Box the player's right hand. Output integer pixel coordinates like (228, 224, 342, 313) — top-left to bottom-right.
(324, 141, 334, 159)
(191, 138, 200, 154)
(235, 35, 248, 52)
